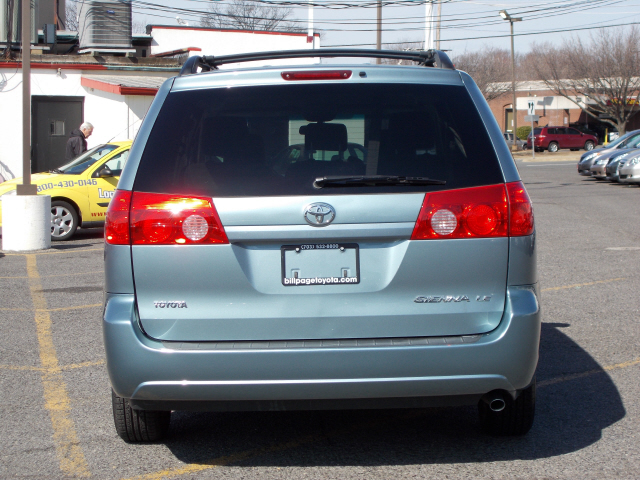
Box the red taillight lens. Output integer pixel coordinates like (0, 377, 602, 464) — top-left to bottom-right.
(281, 70, 352, 81)
(411, 182, 534, 240)
(130, 192, 228, 245)
(105, 190, 132, 245)
(411, 184, 508, 240)
(506, 181, 534, 236)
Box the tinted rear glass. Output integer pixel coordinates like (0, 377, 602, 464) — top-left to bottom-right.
(134, 84, 504, 196)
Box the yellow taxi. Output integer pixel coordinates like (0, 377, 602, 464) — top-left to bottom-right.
(0, 141, 132, 240)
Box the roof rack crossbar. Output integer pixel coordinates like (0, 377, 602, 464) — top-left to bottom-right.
(178, 49, 454, 76)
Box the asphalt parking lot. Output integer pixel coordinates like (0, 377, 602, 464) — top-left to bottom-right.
(1, 156, 639, 479)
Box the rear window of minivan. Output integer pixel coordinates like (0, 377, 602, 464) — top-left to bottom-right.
(134, 83, 504, 196)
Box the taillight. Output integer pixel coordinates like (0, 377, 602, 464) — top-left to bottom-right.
(506, 181, 534, 236)
(411, 182, 534, 240)
(130, 192, 228, 245)
(281, 70, 352, 81)
(105, 190, 132, 245)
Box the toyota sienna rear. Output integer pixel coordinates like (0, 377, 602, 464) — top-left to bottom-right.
(103, 49, 540, 442)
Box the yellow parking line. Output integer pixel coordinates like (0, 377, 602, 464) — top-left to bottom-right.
(47, 304, 102, 312)
(0, 271, 101, 279)
(62, 360, 105, 371)
(541, 277, 625, 292)
(26, 254, 91, 478)
(121, 357, 640, 480)
(0, 303, 102, 313)
(0, 359, 105, 373)
(538, 357, 640, 387)
(2, 247, 103, 256)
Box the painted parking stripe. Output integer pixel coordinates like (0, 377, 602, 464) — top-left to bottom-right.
(26, 254, 91, 478)
(0, 360, 105, 373)
(0, 303, 102, 313)
(1, 247, 103, 256)
(0, 271, 102, 279)
(524, 163, 577, 166)
(541, 277, 625, 292)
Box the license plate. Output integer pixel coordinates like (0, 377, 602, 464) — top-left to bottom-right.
(281, 243, 360, 286)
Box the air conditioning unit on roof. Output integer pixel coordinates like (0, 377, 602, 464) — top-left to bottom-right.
(79, 0, 132, 51)
(0, 0, 38, 45)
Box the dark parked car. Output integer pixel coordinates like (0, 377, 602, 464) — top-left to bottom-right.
(527, 126, 597, 152)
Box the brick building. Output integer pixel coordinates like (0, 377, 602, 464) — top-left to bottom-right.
(486, 81, 640, 142)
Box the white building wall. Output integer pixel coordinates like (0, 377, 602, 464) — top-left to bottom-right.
(0, 68, 163, 180)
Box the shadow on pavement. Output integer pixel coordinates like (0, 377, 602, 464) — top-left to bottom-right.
(162, 323, 625, 465)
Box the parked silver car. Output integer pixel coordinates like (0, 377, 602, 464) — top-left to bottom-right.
(605, 154, 632, 182)
(590, 147, 640, 180)
(619, 151, 640, 184)
(103, 49, 539, 442)
(578, 129, 640, 176)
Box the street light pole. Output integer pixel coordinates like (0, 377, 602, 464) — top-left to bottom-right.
(500, 10, 522, 153)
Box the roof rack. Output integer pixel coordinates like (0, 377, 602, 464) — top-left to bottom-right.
(178, 48, 454, 77)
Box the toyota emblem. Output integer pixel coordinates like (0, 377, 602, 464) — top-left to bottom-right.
(303, 203, 336, 227)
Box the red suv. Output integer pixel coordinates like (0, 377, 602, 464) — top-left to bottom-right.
(527, 126, 597, 152)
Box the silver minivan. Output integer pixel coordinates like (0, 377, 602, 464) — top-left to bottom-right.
(103, 49, 539, 442)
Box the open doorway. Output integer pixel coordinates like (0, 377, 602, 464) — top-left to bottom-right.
(32, 96, 84, 173)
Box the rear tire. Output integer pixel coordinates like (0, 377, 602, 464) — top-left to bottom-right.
(478, 378, 535, 436)
(584, 140, 595, 151)
(548, 142, 559, 153)
(50, 200, 78, 241)
(112, 389, 170, 442)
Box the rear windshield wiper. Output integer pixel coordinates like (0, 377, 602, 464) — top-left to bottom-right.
(314, 175, 446, 188)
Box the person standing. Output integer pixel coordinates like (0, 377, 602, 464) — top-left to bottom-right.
(65, 122, 94, 160)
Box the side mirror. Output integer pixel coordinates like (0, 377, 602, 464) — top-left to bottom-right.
(98, 166, 113, 178)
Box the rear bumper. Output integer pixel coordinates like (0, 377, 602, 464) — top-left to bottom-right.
(103, 285, 540, 410)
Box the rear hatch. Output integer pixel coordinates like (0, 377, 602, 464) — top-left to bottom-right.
(128, 72, 512, 342)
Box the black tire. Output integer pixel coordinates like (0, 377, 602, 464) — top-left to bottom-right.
(522, 144, 528, 151)
(548, 142, 559, 153)
(584, 140, 595, 151)
(478, 378, 535, 436)
(50, 200, 78, 241)
(112, 389, 170, 442)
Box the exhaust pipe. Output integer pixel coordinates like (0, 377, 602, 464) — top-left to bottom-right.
(481, 392, 506, 412)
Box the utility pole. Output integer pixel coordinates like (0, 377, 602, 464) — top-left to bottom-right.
(376, 0, 381, 62)
(435, 1, 442, 50)
(307, 0, 314, 47)
(3, 0, 50, 252)
(500, 10, 522, 153)
(19, 0, 36, 195)
(424, 1, 434, 50)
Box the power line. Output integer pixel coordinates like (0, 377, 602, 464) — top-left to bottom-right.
(323, 20, 640, 46)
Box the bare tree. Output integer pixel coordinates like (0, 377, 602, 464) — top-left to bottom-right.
(531, 27, 640, 134)
(450, 46, 513, 101)
(201, 0, 301, 32)
(65, 0, 78, 32)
